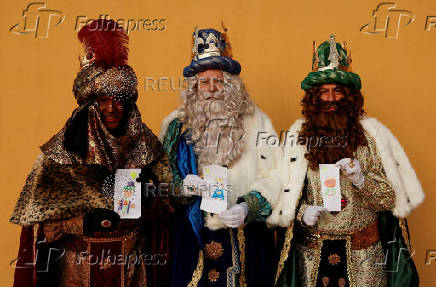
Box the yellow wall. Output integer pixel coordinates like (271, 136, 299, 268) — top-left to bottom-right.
(1, 0, 435, 285)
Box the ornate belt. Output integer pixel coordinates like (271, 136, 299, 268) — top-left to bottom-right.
(296, 219, 379, 250)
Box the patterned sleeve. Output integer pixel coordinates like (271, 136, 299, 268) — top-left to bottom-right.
(42, 216, 84, 243)
(161, 118, 197, 208)
(151, 153, 178, 191)
(295, 202, 309, 224)
(237, 191, 271, 222)
(355, 136, 396, 212)
(150, 153, 180, 212)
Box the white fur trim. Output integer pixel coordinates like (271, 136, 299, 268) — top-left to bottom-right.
(266, 117, 425, 227)
(267, 119, 307, 227)
(361, 118, 424, 217)
(159, 106, 283, 230)
(158, 109, 182, 142)
(204, 213, 226, 230)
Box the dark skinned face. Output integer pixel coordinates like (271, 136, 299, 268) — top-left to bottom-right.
(96, 95, 125, 131)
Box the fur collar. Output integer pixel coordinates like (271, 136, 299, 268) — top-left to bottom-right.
(267, 117, 424, 227)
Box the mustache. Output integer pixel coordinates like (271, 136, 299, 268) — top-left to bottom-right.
(198, 89, 225, 100)
(318, 100, 344, 112)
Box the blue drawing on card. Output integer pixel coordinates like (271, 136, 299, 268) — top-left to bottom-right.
(212, 186, 225, 200)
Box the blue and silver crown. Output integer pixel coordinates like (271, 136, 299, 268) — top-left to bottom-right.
(183, 27, 241, 77)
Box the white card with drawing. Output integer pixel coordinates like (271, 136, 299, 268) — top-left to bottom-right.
(319, 164, 341, 211)
(114, 169, 141, 219)
(200, 165, 228, 214)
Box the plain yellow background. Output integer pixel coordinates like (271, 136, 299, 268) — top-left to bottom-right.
(1, 0, 435, 285)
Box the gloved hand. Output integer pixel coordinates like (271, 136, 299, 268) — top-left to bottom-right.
(302, 206, 327, 226)
(83, 208, 120, 235)
(218, 202, 249, 228)
(335, 158, 365, 188)
(182, 174, 208, 197)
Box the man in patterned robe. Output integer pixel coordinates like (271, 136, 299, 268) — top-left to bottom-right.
(10, 20, 174, 287)
(267, 35, 424, 287)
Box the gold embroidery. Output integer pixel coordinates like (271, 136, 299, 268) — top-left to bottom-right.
(300, 131, 395, 236)
(275, 180, 304, 284)
(208, 269, 220, 282)
(237, 227, 247, 287)
(226, 228, 239, 286)
(300, 220, 380, 251)
(274, 222, 295, 284)
(399, 218, 412, 252)
(351, 242, 387, 286)
(187, 251, 204, 287)
(310, 235, 355, 287)
(322, 276, 330, 287)
(85, 228, 140, 287)
(328, 253, 341, 266)
(33, 224, 39, 264)
(204, 240, 224, 260)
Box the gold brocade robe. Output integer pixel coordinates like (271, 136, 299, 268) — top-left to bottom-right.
(294, 132, 395, 287)
(11, 153, 175, 287)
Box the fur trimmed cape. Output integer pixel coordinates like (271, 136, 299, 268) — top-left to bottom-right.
(267, 117, 424, 228)
(159, 106, 283, 230)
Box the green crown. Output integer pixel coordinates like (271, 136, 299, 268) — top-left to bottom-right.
(301, 35, 361, 91)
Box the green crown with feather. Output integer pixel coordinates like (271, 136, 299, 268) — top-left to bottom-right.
(301, 35, 361, 91)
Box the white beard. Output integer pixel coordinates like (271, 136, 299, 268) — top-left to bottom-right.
(178, 73, 256, 170)
(193, 96, 245, 169)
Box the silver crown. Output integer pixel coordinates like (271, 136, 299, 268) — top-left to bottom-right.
(318, 35, 341, 71)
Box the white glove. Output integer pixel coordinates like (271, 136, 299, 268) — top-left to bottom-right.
(302, 206, 327, 226)
(218, 202, 249, 228)
(335, 158, 365, 188)
(182, 174, 208, 197)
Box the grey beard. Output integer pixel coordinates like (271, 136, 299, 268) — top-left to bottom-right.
(189, 91, 245, 168)
(181, 73, 256, 168)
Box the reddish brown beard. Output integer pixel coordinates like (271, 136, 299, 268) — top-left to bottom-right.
(300, 85, 367, 170)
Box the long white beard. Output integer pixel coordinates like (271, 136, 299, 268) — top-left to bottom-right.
(190, 91, 245, 168)
(181, 73, 255, 169)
